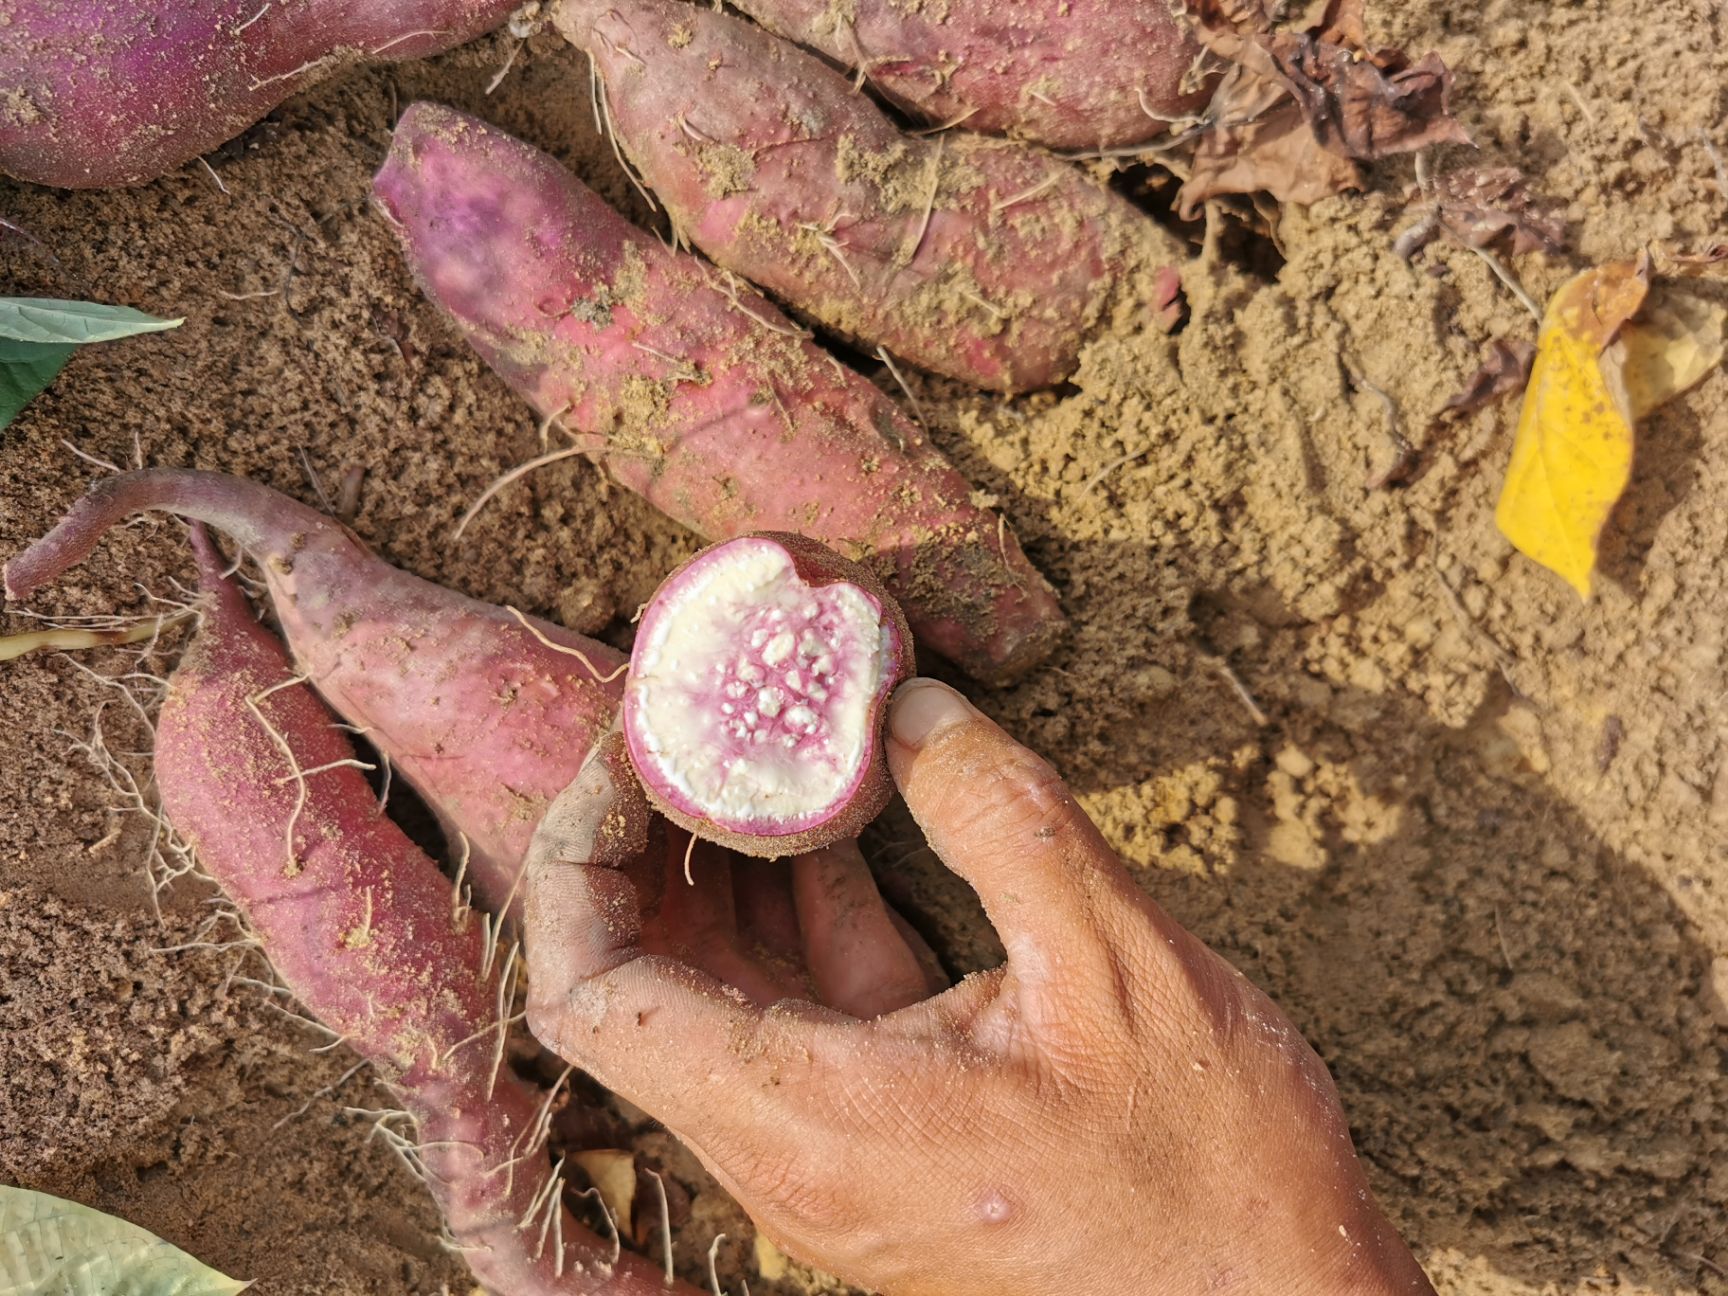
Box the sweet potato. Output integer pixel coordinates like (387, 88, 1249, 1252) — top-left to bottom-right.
(558, 0, 1183, 392)
(0, 0, 518, 188)
(372, 102, 1066, 686)
(720, 0, 1210, 151)
(4, 469, 645, 916)
(154, 527, 693, 1296)
(622, 533, 912, 856)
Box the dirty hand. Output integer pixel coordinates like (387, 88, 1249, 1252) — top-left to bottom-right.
(592, 821, 944, 1018)
(525, 680, 1437, 1296)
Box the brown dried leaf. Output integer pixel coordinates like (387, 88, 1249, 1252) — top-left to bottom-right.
(1176, 0, 1468, 213)
(1620, 284, 1728, 419)
(1185, 0, 1299, 37)
(1398, 167, 1566, 259)
(1442, 338, 1537, 417)
(1180, 70, 1362, 216)
(1654, 242, 1728, 276)
(1270, 45, 1472, 160)
(1304, 0, 1366, 45)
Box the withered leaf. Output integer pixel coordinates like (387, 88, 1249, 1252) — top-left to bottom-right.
(1176, 0, 1469, 213)
(1190, 0, 1275, 33)
(0, 1186, 250, 1295)
(1442, 338, 1537, 417)
(1655, 242, 1728, 276)
(1270, 45, 1472, 160)
(571, 1148, 637, 1241)
(1398, 167, 1567, 259)
(1307, 0, 1372, 51)
(1493, 252, 1726, 600)
(1180, 70, 1362, 216)
(1494, 259, 1651, 598)
(1620, 284, 1728, 419)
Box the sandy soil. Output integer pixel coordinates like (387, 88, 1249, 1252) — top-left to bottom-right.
(2, 1, 1726, 1292)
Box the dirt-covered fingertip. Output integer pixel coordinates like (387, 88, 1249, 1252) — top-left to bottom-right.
(524, 858, 642, 987)
(527, 728, 648, 872)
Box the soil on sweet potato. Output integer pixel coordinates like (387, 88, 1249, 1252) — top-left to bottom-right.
(3, 2, 1727, 1293)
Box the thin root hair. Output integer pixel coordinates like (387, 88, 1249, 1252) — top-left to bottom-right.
(269, 1057, 371, 1132)
(453, 443, 592, 541)
(574, 1185, 624, 1268)
(497, 1063, 573, 1196)
(591, 55, 658, 213)
(875, 348, 927, 427)
(504, 606, 628, 685)
(244, 672, 314, 875)
(706, 266, 810, 339)
(60, 438, 124, 475)
(486, 942, 525, 1101)
(451, 832, 474, 928)
(644, 1168, 675, 1282)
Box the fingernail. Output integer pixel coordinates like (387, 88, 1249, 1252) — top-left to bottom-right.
(890, 678, 974, 749)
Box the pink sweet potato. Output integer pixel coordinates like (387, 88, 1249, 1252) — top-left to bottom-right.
(5, 469, 645, 916)
(155, 528, 693, 1296)
(622, 532, 912, 856)
(372, 102, 1066, 685)
(558, 0, 1183, 393)
(0, 0, 518, 188)
(721, 0, 1210, 151)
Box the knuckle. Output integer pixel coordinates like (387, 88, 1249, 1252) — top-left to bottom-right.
(937, 743, 1082, 855)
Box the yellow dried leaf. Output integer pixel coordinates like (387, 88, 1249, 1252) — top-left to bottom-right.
(571, 1148, 636, 1240)
(1621, 286, 1728, 419)
(754, 1234, 790, 1281)
(1497, 262, 1726, 598)
(1495, 261, 1648, 598)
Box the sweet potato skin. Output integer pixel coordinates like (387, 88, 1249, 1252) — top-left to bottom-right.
(373, 102, 1066, 685)
(722, 0, 1210, 151)
(0, 0, 518, 188)
(154, 531, 691, 1296)
(558, 0, 1181, 393)
(4, 468, 642, 916)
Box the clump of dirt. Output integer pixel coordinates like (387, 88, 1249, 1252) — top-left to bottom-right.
(3, 2, 1726, 1293)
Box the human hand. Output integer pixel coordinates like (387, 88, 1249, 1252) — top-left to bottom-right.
(525, 680, 1436, 1296)
(606, 821, 945, 1018)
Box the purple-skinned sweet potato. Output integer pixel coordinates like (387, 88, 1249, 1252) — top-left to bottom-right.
(720, 0, 1211, 152)
(557, 0, 1184, 392)
(372, 102, 1066, 686)
(0, 0, 519, 188)
(154, 527, 696, 1296)
(4, 469, 646, 917)
(622, 533, 912, 856)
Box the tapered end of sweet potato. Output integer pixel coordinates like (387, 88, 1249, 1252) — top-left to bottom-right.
(373, 100, 640, 413)
(372, 100, 601, 339)
(623, 533, 912, 857)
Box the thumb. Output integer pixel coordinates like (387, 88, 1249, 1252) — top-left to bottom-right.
(884, 679, 1152, 990)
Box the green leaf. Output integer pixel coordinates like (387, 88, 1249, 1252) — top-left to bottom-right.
(0, 298, 183, 345)
(0, 339, 75, 430)
(0, 1185, 249, 1295)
